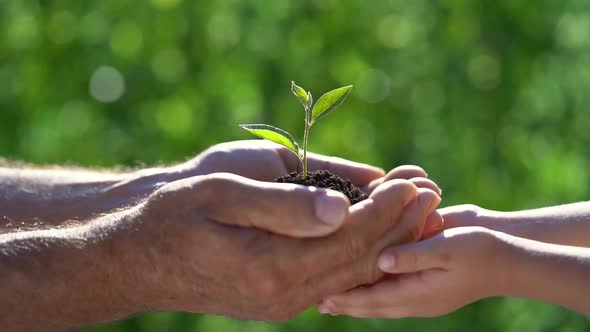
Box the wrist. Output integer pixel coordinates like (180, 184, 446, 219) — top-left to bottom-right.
(469, 207, 516, 233)
(103, 167, 172, 205)
(471, 228, 517, 298)
(487, 231, 532, 297)
(67, 167, 174, 223)
(0, 209, 142, 331)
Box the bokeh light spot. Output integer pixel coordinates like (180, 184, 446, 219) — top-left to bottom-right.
(7, 12, 39, 49)
(356, 69, 391, 103)
(155, 98, 194, 138)
(80, 12, 109, 44)
(207, 13, 240, 50)
(467, 53, 501, 90)
(110, 21, 143, 58)
(150, 0, 181, 10)
(58, 100, 93, 138)
(555, 14, 590, 49)
(151, 48, 187, 83)
(89, 66, 126, 103)
(376, 14, 416, 49)
(48, 11, 77, 45)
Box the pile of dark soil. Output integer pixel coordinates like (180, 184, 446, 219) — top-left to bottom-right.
(275, 169, 368, 204)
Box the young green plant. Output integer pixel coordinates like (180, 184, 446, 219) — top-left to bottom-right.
(240, 81, 353, 179)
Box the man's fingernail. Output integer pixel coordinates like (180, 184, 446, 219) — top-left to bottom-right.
(378, 254, 396, 272)
(418, 190, 441, 210)
(315, 191, 348, 225)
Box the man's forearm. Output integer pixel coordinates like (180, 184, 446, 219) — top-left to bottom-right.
(501, 235, 590, 316)
(0, 208, 140, 332)
(0, 166, 171, 227)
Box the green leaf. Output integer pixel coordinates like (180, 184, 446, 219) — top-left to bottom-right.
(239, 124, 300, 157)
(291, 81, 309, 109)
(306, 91, 313, 123)
(310, 85, 353, 124)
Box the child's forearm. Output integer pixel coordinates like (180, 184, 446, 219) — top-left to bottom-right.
(500, 234, 590, 315)
(482, 202, 590, 247)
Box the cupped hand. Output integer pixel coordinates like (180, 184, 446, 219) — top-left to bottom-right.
(169, 140, 442, 195)
(319, 226, 508, 318)
(114, 172, 441, 321)
(169, 140, 385, 188)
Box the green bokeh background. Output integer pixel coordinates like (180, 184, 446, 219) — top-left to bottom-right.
(2, 0, 590, 330)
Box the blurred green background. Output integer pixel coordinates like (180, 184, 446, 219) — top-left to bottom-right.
(2, 0, 590, 330)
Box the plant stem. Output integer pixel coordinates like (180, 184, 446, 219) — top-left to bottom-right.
(303, 121, 310, 179)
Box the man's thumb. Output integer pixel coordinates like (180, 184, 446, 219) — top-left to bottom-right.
(196, 173, 351, 238)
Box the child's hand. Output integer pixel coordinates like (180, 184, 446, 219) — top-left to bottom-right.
(319, 226, 509, 318)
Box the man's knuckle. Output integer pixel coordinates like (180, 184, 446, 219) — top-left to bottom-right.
(404, 250, 419, 271)
(345, 235, 369, 261)
(352, 260, 376, 285)
(243, 260, 287, 299)
(366, 264, 381, 284)
(406, 223, 422, 242)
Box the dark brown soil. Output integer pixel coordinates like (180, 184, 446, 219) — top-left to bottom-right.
(275, 170, 368, 204)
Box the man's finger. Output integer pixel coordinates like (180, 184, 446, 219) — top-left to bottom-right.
(282, 185, 439, 310)
(194, 173, 350, 238)
(264, 179, 417, 296)
(376, 188, 441, 248)
(408, 177, 442, 195)
(290, 180, 418, 273)
(308, 153, 385, 186)
(421, 210, 444, 239)
(276, 146, 385, 187)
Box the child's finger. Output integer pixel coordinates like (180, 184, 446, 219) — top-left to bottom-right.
(378, 233, 446, 274)
(319, 276, 418, 317)
(318, 284, 390, 317)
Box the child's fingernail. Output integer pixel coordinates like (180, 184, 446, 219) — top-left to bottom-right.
(378, 254, 396, 272)
(315, 191, 348, 225)
(318, 299, 335, 314)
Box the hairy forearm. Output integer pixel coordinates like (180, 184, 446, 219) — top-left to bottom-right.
(500, 235, 590, 316)
(0, 208, 140, 332)
(482, 202, 590, 247)
(0, 166, 171, 228)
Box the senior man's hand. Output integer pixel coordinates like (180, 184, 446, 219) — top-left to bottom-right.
(1, 174, 439, 331)
(111, 173, 441, 321)
(166, 140, 386, 189)
(0, 140, 441, 331)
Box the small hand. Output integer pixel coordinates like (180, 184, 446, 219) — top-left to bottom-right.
(319, 226, 508, 318)
(115, 172, 440, 321)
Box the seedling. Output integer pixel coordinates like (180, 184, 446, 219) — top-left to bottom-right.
(240, 82, 353, 179)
